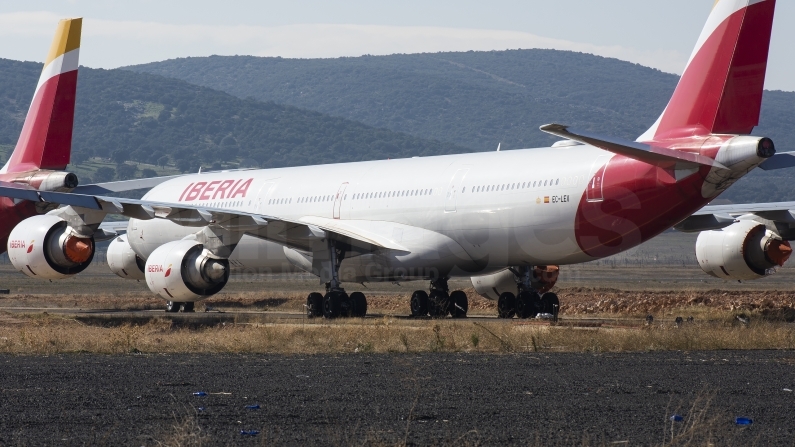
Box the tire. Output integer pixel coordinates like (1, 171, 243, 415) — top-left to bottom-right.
(497, 292, 516, 319)
(306, 292, 323, 318)
(350, 292, 367, 317)
(541, 292, 560, 315)
(410, 290, 429, 317)
(428, 290, 450, 318)
(323, 291, 346, 319)
(166, 301, 181, 313)
(516, 291, 541, 319)
(182, 302, 195, 313)
(449, 290, 468, 318)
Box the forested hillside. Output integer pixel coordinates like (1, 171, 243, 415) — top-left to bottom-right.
(0, 58, 467, 181)
(128, 50, 795, 203)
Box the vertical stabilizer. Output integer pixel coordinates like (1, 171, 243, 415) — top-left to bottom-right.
(638, 0, 775, 142)
(2, 18, 82, 173)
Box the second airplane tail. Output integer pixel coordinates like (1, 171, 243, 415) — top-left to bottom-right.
(2, 18, 82, 174)
(638, 0, 776, 142)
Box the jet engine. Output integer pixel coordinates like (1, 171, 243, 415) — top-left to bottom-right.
(144, 240, 230, 301)
(7, 214, 94, 279)
(472, 266, 560, 300)
(107, 236, 145, 280)
(696, 220, 792, 280)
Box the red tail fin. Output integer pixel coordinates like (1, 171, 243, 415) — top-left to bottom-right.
(2, 18, 81, 174)
(638, 0, 775, 142)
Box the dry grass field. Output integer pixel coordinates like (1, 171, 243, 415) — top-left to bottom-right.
(0, 229, 793, 356)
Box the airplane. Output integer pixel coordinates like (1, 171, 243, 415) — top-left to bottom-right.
(0, 0, 786, 318)
(0, 17, 179, 274)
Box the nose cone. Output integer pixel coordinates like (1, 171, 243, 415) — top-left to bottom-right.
(767, 239, 792, 267)
(204, 259, 226, 282)
(64, 235, 93, 263)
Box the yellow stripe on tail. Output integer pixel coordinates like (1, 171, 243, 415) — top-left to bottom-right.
(44, 18, 82, 66)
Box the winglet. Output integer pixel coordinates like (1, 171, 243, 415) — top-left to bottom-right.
(2, 18, 82, 174)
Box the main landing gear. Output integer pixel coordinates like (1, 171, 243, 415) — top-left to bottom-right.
(165, 301, 195, 313)
(498, 266, 559, 319)
(306, 240, 368, 319)
(409, 278, 469, 318)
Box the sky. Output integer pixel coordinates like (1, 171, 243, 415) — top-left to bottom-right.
(1, 0, 793, 91)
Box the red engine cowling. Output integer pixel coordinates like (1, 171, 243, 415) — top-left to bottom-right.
(7, 214, 94, 279)
(696, 220, 792, 280)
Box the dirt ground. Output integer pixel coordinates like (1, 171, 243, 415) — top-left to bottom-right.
(1, 262, 795, 319)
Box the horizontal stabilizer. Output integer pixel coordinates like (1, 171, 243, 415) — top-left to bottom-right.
(540, 124, 728, 170)
(759, 151, 795, 171)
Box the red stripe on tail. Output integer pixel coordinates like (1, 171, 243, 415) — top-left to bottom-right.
(6, 70, 77, 173)
(643, 0, 775, 141)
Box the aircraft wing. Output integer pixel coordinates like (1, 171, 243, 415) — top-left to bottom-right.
(72, 175, 186, 194)
(71, 168, 259, 194)
(675, 201, 795, 233)
(0, 185, 404, 254)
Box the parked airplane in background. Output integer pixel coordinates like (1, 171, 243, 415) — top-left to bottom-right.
(0, 18, 177, 273)
(0, 1, 788, 318)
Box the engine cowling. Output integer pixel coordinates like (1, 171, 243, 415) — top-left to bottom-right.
(696, 220, 792, 280)
(144, 240, 230, 301)
(107, 236, 145, 280)
(7, 215, 95, 279)
(471, 266, 560, 300)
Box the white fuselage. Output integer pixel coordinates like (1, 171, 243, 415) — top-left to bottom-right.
(127, 145, 610, 281)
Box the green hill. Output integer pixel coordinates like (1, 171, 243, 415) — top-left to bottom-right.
(0, 58, 468, 183)
(127, 50, 795, 203)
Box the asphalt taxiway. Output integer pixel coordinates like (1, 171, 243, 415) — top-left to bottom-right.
(1, 351, 793, 445)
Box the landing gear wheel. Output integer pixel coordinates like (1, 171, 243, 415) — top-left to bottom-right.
(516, 291, 541, 319)
(449, 290, 468, 318)
(410, 290, 429, 317)
(166, 301, 181, 313)
(181, 302, 195, 313)
(350, 292, 367, 317)
(323, 291, 348, 319)
(428, 290, 450, 318)
(497, 292, 516, 319)
(306, 292, 323, 318)
(541, 292, 559, 315)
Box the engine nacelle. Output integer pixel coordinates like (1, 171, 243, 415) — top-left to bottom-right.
(144, 240, 230, 301)
(107, 236, 145, 280)
(471, 266, 560, 300)
(7, 215, 94, 279)
(696, 220, 792, 280)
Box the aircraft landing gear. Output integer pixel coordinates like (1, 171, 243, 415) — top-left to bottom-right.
(310, 239, 368, 319)
(165, 301, 195, 313)
(498, 266, 559, 319)
(410, 278, 468, 318)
